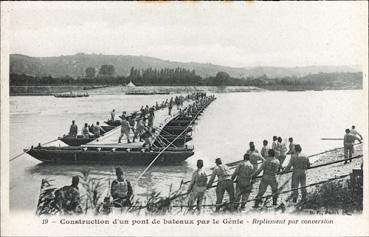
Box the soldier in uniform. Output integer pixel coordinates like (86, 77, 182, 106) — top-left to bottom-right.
(246, 141, 259, 155)
(133, 118, 144, 142)
(111, 167, 133, 207)
(343, 128, 361, 164)
(69, 120, 78, 137)
(287, 137, 296, 156)
(252, 149, 280, 208)
(187, 160, 208, 211)
(118, 116, 131, 143)
(231, 154, 254, 210)
(93, 121, 105, 138)
(82, 123, 91, 138)
(55, 176, 82, 214)
(111, 109, 116, 121)
(284, 144, 310, 202)
(260, 140, 269, 159)
(276, 137, 287, 172)
(207, 158, 235, 211)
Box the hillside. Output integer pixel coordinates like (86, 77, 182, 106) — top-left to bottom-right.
(9, 53, 361, 79)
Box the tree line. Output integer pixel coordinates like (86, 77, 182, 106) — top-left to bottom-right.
(9, 64, 363, 90)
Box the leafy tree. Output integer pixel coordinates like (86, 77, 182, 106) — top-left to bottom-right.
(85, 67, 96, 79)
(98, 65, 115, 77)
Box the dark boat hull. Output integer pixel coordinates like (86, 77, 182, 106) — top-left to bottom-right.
(27, 147, 194, 165)
(60, 136, 95, 146)
(161, 126, 192, 135)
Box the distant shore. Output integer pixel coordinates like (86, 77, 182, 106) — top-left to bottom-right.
(9, 84, 363, 96)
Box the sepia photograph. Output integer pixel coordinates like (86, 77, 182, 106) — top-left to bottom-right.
(1, 1, 368, 236)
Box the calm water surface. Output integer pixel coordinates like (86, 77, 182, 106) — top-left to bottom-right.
(9, 89, 365, 211)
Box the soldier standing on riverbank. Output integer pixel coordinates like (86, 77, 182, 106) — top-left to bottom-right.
(344, 128, 361, 164)
(252, 149, 280, 208)
(287, 137, 296, 156)
(260, 140, 269, 158)
(284, 144, 310, 202)
(111, 167, 133, 207)
(188, 160, 208, 211)
(55, 176, 82, 214)
(207, 158, 235, 211)
(231, 154, 254, 210)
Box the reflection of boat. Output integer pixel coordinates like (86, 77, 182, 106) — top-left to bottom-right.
(54, 92, 89, 98)
(26, 146, 194, 165)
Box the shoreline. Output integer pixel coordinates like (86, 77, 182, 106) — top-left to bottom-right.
(9, 85, 363, 96)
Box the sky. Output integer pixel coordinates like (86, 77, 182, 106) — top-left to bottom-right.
(4, 1, 367, 67)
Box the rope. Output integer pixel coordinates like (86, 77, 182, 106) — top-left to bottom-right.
(123, 173, 351, 209)
(10, 137, 60, 162)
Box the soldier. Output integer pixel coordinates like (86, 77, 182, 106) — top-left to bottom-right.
(133, 118, 144, 142)
(111, 167, 133, 207)
(271, 136, 280, 164)
(55, 176, 82, 214)
(207, 158, 234, 211)
(260, 140, 270, 159)
(276, 137, 287, 172)
(284, 144, 310, 202)
(344, 128, 361, 164)
(93, 121, 105, 138)
(252, 149, 280, 208)
(69, 120, 78, 137)
(118, 116, 131, 143)
(248, 152, 265, 172)
(127, 116, 136, 134)
(111, 109, 116, 121)
(350, 125, 363, 140)
(188, 160, 208, 211)
(287, 137, 296, 156)
(82, 123, 91, 138)
(231, 154, 254, 210)
(246, 141, 259, 155)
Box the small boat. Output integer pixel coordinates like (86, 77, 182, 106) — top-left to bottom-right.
(60, 135, 95, 146)
(54, 92, 89, 98)
(26, 145, 194, 165)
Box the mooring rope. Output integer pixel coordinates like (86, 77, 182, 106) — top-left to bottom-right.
(10, 137, 60, 162)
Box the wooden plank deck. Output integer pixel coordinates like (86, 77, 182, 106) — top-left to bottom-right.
(82, 100, 193, 149)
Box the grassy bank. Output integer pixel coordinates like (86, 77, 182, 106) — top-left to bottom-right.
(10, 85, 108, 96)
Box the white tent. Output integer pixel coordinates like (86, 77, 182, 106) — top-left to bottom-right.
(126, 81, 136, 87)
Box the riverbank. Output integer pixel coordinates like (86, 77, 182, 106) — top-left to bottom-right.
(10, 85, 265, 96)
(10, 85, 108, 96)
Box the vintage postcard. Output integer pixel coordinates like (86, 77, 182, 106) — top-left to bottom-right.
(1, 1, 368, 236)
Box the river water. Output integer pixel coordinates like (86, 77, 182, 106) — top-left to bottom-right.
(9, 88, 365, 212)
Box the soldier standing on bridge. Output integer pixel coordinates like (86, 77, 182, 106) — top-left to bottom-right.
(252, 149, 280, 208)
(284, 144, 310, 203)
(118, 116, 131, 143)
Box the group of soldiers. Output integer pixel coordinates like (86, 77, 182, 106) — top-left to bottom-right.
(59, 124, 363, 214)
(68, 120, 106, 139)
(54, 167, 133, 214)
(187, 138, 309, 212)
